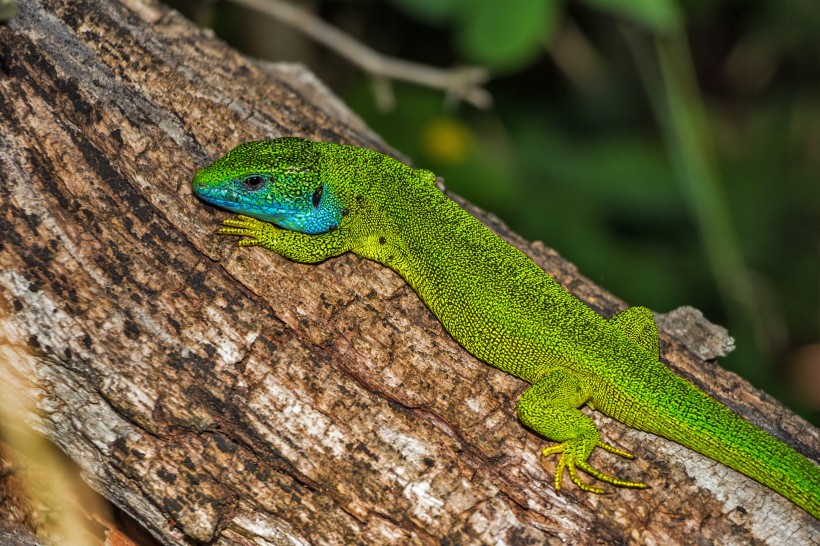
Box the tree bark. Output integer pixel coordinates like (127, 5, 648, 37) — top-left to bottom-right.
(0, 1, 817, 544)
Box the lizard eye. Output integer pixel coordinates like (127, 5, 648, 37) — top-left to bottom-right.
(243, 175, 266, 190)
(312, 185, 323, 208)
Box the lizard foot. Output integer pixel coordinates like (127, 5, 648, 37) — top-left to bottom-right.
(541, 440, 648, 494)
(218, 215, 278, 247)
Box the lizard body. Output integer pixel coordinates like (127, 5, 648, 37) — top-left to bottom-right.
(192, 137, 820, 518)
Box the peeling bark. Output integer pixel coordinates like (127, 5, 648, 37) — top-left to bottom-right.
(0, 1, 817, 544)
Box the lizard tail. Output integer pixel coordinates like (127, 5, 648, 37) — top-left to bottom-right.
(642, 376, 820, 519)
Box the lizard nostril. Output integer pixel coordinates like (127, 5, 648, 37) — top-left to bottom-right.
(191, 169, 207, 192)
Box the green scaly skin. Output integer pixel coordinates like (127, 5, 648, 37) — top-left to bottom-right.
(192, 137, 820, 518)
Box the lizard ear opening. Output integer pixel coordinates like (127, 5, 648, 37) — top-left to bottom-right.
(312, 185, 324, 208)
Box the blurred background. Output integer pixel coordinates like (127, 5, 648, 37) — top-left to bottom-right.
(172, 0, 820, 424)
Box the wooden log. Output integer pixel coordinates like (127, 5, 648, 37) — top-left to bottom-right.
(0, 1, 817, 544)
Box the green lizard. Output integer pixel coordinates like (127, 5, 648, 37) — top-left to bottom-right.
(192, 137, 820, 518)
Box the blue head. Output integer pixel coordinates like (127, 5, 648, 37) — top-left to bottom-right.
(192, 138, 343, 234)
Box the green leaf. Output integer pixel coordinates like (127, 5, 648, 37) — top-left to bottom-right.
(457, 0, 561, 71)
(387, 0, 459, 24)
(580, 0, 683, 34)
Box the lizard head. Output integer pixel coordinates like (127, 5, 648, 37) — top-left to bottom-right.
(192, 137, 343, 234)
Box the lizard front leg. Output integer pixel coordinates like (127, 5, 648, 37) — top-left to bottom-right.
(218, 215, 352, 263)
(518, 369, 648, 494)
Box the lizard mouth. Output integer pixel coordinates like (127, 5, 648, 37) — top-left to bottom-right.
(192, 174, 291, 223)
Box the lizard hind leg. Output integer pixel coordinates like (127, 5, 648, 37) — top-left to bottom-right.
(517, 369, 648, 494)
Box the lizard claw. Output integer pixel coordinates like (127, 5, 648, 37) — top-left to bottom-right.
(541, 441, 648, 494)
(220, 214, 262, 228)
(217, 215, 279, 247)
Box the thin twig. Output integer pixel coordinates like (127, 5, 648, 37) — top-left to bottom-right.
(546, 18, 606, 91)
(228, 0, 492, 109)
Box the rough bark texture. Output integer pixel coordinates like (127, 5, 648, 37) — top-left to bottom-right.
(0, 1, 818, 545)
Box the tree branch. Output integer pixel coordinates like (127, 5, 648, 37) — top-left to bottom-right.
(229, 0, 492, 109)
(0, 1, 816, 544)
